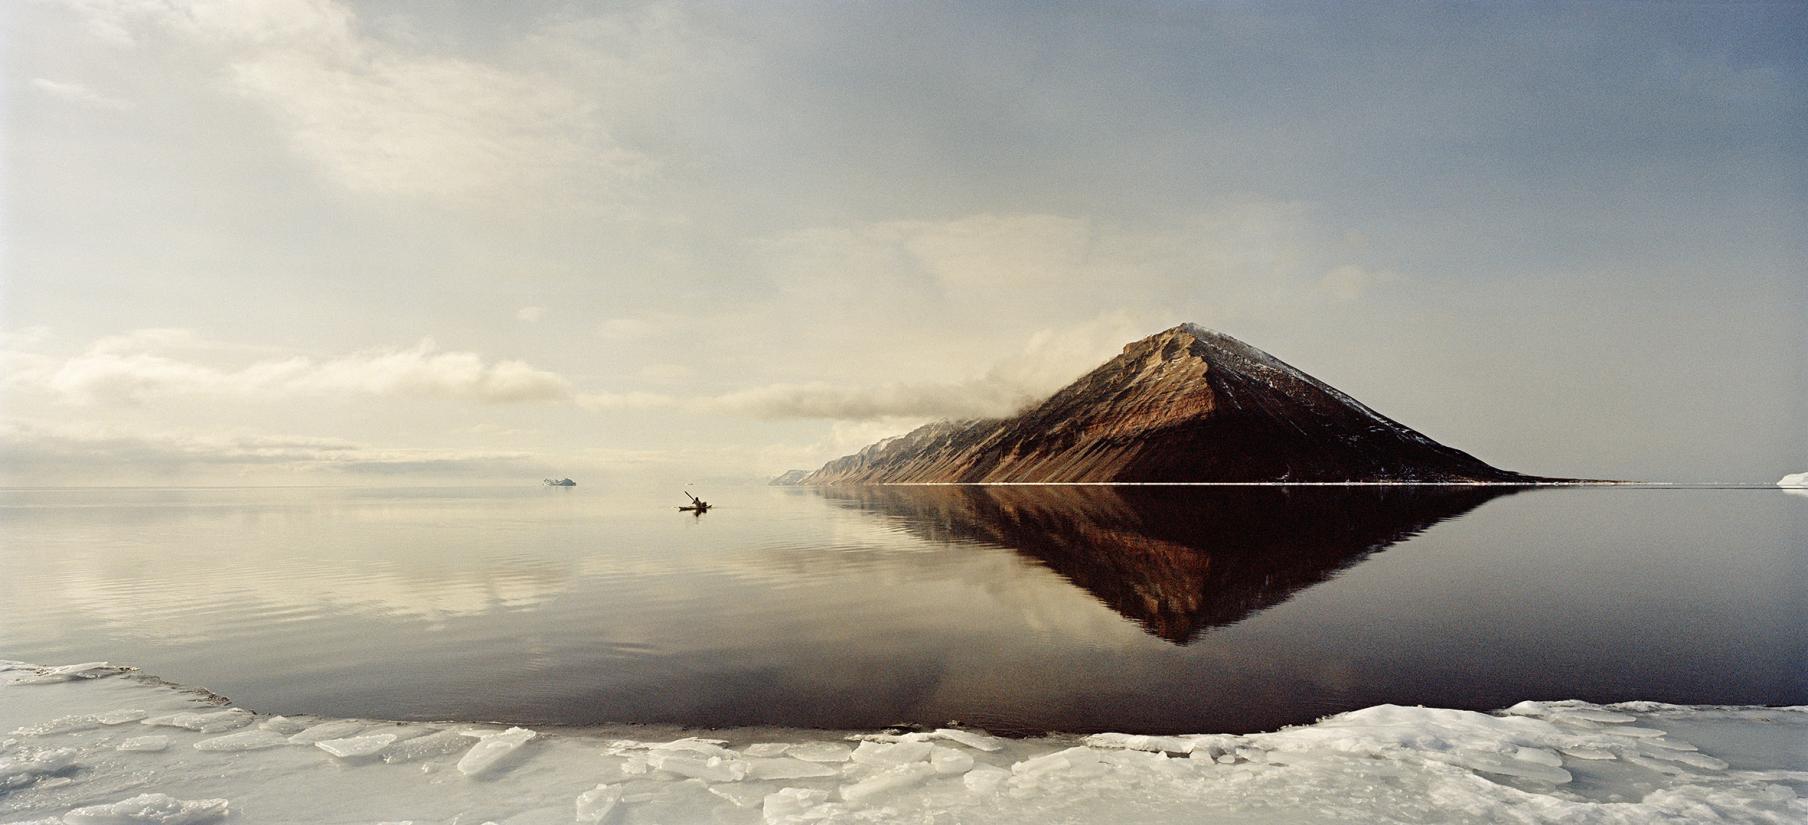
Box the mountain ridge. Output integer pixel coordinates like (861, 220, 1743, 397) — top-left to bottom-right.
(802, 325, 1543, 484)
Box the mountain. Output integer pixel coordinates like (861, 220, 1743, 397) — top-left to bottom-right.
(768, 469, 811, 486)
(819, 484, 1517, 643)
(803, 324, 1538, 484)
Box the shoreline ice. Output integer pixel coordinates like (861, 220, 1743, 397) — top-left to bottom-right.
(2, 661, 1803, 824)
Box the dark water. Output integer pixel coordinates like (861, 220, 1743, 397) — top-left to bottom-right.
(0, 485, 1801, 735)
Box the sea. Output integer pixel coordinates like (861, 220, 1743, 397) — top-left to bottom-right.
(0, 484, 1801, 736)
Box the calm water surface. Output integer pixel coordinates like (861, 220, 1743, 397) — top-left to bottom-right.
(0, 485, 1801, 735)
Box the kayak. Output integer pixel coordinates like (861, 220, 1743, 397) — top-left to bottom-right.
(679, 505, 710, 512)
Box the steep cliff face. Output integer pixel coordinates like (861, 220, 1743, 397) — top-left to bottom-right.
(803, 324, 1534, 484)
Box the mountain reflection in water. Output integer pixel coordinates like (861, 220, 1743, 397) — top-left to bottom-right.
(819, 484, 1520, 644)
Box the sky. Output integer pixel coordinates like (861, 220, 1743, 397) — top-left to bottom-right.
(1, 0, 1803, 486)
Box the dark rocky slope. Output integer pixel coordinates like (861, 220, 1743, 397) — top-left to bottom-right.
(804, 324, 1538, 484)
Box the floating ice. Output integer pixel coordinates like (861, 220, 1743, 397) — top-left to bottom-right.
(141, 709, 251, 734)
(761, 787, 828, 823)
(644, 752, 748, 782)
(117, 736, 171, 753)
(455, 727, 535, 777)
(926, 728, 1006, 752)
(840, 762, 936, 803)
(929, 745, 974, 775)
(60, 792, 228, 824)
(255, 716, 307, 735)
(3, 661, 1805, 824)
(783, 741, 852, 763)
(192, 730, 289, 752)
(13, 662, 118, 684)
(285, 719, 366, 744)
(1084, 731, 1198, 754)
(961, 764, 1010, 793)
(13, 714, 106, 737)
(1777, 472, 1807, 488)
(0, 747, 79, 791)
(742, 756, 839, 780)
(849, 740, 932, 766)
(574, 784, 621, 823)
(379, 729, 469, 763)
(314, 733, 397, 759)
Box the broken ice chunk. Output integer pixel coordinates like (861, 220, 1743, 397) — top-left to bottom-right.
(456, 727, 536, 777)
(142, 709, 253, 734)
(256, 716, 308, 735)
(647, 737, 738, 760)
(95, 709, 149, 726)
(929, 746, 974, 775)
(0, 747, 79, 791)
(1084, 732, 1195, 755)
(1637, 746, 1729, 771)
(926, 729, 1005, 753)
(380, 729, 469, 763)
(286, 719, 367, 744)
(962, 764, 1010, 793)
(118, 736, 171, 753)
(1559, 747, 1618, 761)
(644, 752, 747, 782)
(316, 733, 398, 759)
(575, 783, 623, 823)
(61, 792, 229, 824)
(742, 743, 790, 758)
(850, 740, 932, 766)
(762, 787, 828, 823)
(1012, 747, 1108, 780)
(785, 742, 852, 763)
(193, 730, 289, 752)
(839, 762, 935, 803)
(708, 783, 772, 808)
(12, 714, 105, 737)
(746, 756, 839, 780)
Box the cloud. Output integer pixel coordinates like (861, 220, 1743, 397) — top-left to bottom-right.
(0, 421, 533, 478)
(596, 313, 682, 340)
(63, 0, 652, 199)
(30, 78, 131, 110)
(1317, 264, 1400, 301)
(14, 330, 573, 405)
(707, 313, 1147, 421)
(516, 306, 547, 322)
(574, 391, 678, 411)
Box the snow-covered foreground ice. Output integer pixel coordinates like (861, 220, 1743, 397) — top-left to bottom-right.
(2, 662, 1803, 824)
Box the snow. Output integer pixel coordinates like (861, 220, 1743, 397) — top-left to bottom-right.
(1777, 472, 1808, 488)
(2, 661, 1805, 824)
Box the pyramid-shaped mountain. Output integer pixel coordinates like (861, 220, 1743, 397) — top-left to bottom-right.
(802, 324, 1538, 484)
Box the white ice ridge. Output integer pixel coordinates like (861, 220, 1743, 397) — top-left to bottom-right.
(1, 661, 1805, 824)
(1777, 472, 1808, 488)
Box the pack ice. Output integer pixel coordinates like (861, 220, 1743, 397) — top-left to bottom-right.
(1, 660, 1804, 824)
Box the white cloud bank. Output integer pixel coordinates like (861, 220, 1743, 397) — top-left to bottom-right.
(0, 421, 533, 479)
(6, 331, 572, 405)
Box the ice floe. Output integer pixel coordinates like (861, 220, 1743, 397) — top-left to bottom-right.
(60, 792, 228, 824)
(455, 727, 536, 777)
(1, 662, 1804, 824)
(1776, 472, 1807, 488)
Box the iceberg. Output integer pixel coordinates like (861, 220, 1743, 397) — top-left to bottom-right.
(1, 661, 1803, 824)
(1778, 472, 1808, 488)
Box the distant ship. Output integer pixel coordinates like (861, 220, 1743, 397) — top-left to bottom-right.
(543, 478, 577, 487)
